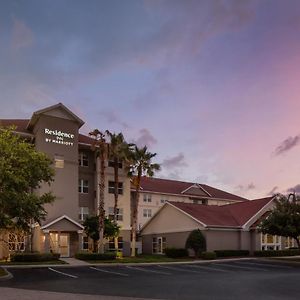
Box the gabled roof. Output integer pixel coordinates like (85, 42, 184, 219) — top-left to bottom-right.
(168, 196, 274, 228)
(132, 177, 248, 202)
(41, 215, 84, 230)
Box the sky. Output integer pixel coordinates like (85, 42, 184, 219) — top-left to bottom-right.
(1, 0, 300, 199)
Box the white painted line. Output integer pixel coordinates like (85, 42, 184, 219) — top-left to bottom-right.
(126, 266, 171, 275)
(48, 267, 78, 278)
(158, 265, 206, 274)
(187, 264, 232, 273)
(237, 262, 293, 269)
(89, 267, 129, 277)
(212, 263, 268, 272)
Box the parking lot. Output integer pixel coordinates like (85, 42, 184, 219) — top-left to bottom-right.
(1, 259, 300, 299)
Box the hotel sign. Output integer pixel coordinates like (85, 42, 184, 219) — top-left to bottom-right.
(44, 128, 75, 146)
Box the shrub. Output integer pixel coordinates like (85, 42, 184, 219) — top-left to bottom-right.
(254, 249, 300, 257)
(165, 248, 188, 258)
(214, 250, 250, 258)
(10, 252, 60, 262)
(75, 252, 116, 260)
(185, 229, 206, 257)
(201, 252, 217, 260)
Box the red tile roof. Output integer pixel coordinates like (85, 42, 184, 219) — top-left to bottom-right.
(135, 176, 248, 202)
(0, 119, 93, 145)
(169, 196, 274, 228)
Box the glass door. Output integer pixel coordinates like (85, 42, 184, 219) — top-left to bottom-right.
(59, 234, 70, 257)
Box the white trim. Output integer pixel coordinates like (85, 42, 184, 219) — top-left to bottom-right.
(181, 184, 212, 197)
(242, 197, 275, 229)
(41, 215, 84, 230)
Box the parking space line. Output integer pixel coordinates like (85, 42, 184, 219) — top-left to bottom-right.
(187, 265, 232, 273)
(126, 266, 171, 275)
(237, 262, 293, 269)
(48, 267, 78, 278)
(90, 267, 129, 277)
(212, 263, 268, 272)
(158, 265, 206, 274)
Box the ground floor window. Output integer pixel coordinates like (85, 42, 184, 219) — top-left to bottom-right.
(82, 236, 89, 250)
(284, 237, 299, 249)
(261, 233, 281, 250)
(152, 237, 166, 254)
(108, 237, 123, 250)
(8, 232, 26, 252)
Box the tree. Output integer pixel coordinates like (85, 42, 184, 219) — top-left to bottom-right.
(0, 127, 55, 247)
(185, 229, 206, 257)
(89, 129, 108, 254)
(259, 194, 300, 249)
(83, 216, 120, 252)
(105, 131, 130, 250)
(128, 145, 160, 257)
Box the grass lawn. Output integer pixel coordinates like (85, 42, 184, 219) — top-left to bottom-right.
(0, 267, 8, 277)
(0, 260, 67, 265)
(83, 254, 196, 264)
(269, 257, 300, 263)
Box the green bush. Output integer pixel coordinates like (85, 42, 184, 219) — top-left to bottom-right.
(10, 252, 60, 262)
(214, 250, 250, 257)
(201, 251, 217, 260)
(254, 249, 300, 257)
(165, 248, 188, 258)
(185, 229, 206, 257)
(75, 252, 116, 260)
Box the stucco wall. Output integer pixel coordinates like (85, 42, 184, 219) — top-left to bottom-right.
(205, 230, 240, 251)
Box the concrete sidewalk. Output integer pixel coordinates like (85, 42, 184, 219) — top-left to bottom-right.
(59, 257, 91, 266)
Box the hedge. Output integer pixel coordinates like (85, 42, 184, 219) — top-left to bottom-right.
(75, 252, 116, 260)
(214, 250, 250, 257)
(165, 248, 188, 258)
(10, 252, 60, 262)
(201, 252, 217, 260)
(254, 249, 300, 257)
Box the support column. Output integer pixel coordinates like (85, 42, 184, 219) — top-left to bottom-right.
(43, 230, 50, 253)
(78, 230, 84, 251)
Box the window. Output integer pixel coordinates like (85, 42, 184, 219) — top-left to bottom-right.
(285, 237, 297, 249)
(78, 179, 89, 194)
(79, 207, 89, 221)
(54, 155, 64, 168)
(261, 233, 281, 250)
(82, 236, 89, 250)
(160, 196, 168, 204)
(8, 232, 25, 252)
(108, 237, 123, 250)
(143, 209, 152, 218)
(108, 181, 123, 195)
(143, 194, 152, 203)
(152, 237, 166, 254)
(108, 160, 123, 168)
(78, 152, 89, 167)
(108, 207, 123, 221)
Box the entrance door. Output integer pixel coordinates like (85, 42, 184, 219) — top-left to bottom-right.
(157, 237, 166, 254)
(59, 234, 70, 257)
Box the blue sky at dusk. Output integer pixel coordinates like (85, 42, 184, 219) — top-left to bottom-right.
(1, 0, 300, 199)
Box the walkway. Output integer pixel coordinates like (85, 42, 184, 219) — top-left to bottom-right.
(59, 257, 91, 266)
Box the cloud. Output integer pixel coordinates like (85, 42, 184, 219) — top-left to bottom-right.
(11, 17, 34, 50)
(287, 184, 300, 194)
(236, 182, 256, 191)
(98, 110, 129, 129)
(267, 186, 279, 196)
(134, 129, 157, 148)
(274, 135, 300, 156)
(162, 153, 188, 169)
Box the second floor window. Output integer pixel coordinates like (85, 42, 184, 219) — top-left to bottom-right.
(78, 152, 89, 167)
(78, 179, 89, 194)
(108, 160, 123, 169)
(143, 194, 152, 203)
(79, 207, 89, 221)
(143, 209, 152, 218)
(108, 207, 123, 221)
(108, 181, 123, 195)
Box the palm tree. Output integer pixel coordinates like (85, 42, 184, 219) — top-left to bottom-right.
(89, 129, 108, 254)
(105, 130, 130, 250)
(129, 145, 160, 257)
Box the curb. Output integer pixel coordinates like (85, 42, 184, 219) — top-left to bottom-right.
(0, 268, 13, 281)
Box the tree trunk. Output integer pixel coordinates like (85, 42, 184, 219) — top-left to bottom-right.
(131, 168, 141, 257)
(113, 157, 119, 251)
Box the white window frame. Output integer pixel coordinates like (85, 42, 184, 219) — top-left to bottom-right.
(54, 155, 64, 169)
(152, 236, 166, 254)
(79, 152, 89, 167)
(78, 179, 89, 194)
(8, 232, 26, 252)
(143, 194, 152, 203)
(108, 181, 123, 195)
(79, 207, 89, 221)
(108, 237, 123, 250)
(261, 233, 281, 250)
(82, 236, 89, 251)
(143, 208, 152, 218)
(108, 207, 123, 221)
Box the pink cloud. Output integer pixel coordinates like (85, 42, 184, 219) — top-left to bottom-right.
(11, 17, 34, 50)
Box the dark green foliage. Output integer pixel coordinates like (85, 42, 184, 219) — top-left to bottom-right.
(254, 249, 300, 257)
(214, 250, 250, 257)
(185, 229, 206, 257)
(0, 128, 55, 231)
(165, 248, 188, 258)
(259, 194, 300, 248)
(75, 252, 116, 261)
(201, 252, 217, 260)
(10, 252, 60, 262)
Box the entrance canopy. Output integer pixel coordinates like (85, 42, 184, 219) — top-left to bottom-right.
(41, 215, 84, 232)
